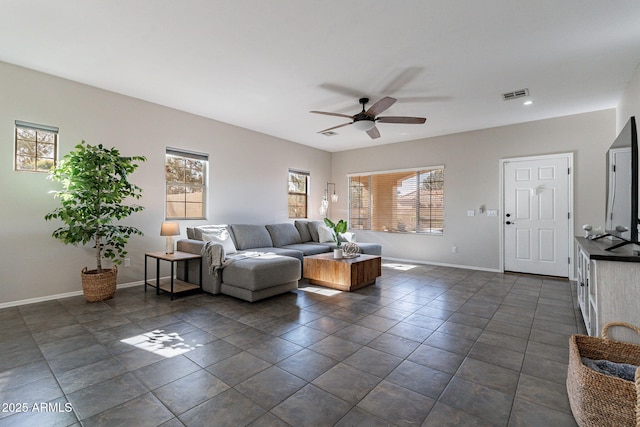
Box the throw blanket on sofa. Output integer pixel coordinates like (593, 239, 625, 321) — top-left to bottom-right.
(202, 241, 234, 276)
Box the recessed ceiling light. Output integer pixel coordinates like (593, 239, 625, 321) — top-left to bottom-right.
(523, 100, 534, 106)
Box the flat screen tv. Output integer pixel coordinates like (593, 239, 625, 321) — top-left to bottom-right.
(603, 116, 638, 251)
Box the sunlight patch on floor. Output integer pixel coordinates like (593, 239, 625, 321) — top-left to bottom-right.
(121, 329, 203, 358)
(298, 285, 343, 297)
(382, 262, 417, 271)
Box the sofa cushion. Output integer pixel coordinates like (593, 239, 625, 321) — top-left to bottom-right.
(222, 254, 300, 291)
(230, 224, 273, 250)
(307, 220, 324, 242)
(202, 229, 237, 255)
(236, 247, 304, 263)
(186, 227, 195, 240)
(281, 243, 331, 256)
(294, 221, 312, 243)
(266, 223, 302, 247)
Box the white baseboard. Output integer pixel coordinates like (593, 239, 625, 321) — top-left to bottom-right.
(0, 279, 151, 309)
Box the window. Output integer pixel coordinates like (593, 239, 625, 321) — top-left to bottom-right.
(14, 120, 58, 172)
(165, 148, 208, 219)
(349, 166, 444, 234)
(288, 169, 309, 218)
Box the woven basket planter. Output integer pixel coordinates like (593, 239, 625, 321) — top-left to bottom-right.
(81, 266, 117, 302)
(567, 322, 640, 427)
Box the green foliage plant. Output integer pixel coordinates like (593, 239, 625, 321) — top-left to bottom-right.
(45, 141, 146, 273)
(323, 218, 347, 247)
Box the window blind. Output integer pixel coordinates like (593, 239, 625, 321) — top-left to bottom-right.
(15, 120, 59, 133)
(348, 167, 444, 234)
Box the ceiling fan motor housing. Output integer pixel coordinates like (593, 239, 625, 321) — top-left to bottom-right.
(310, 96, 425, 138)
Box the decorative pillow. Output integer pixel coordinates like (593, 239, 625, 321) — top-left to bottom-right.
(194, 224, 229, 241)
(338, 232, 356, 243)
(318, 224, 336, 243)
(202, 229, 237, 255)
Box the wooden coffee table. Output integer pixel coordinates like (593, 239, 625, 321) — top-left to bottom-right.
(303, 253, 382, 291)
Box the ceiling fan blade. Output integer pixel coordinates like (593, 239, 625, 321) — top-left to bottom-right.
(366, 97, 397, 116)
(397, 96, 452, 103)
(317, 122, 352, 133)
(318, 83, 364, 98)
(310, 110, 354, 119)
(377, 116, 426, 124)
(366, 126, 381, 139)
(380, 67, 424, 94)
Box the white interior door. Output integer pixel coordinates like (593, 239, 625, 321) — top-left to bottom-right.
(503, 155, 571, 277)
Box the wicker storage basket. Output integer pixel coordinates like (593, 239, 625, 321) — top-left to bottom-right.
(567, 322, 640, 427)
(81, 266, 117, 302)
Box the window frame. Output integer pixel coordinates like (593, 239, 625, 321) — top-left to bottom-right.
(348, 166, 445, 235)
(288, 169, 309, 219)
(14, 120, 59, 173)
(165, 147, 208, 220)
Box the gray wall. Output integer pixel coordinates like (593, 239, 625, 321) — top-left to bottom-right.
(0, 61, 331, 306)
(329, 110, 615, 271)
(618, 65, 640, 132)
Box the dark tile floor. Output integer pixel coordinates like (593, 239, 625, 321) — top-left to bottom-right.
(0, 261, 584, 426)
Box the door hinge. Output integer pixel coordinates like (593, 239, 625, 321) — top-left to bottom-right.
(568, 167, 571, 174)
(568, 212, 570, 219)
(568, 257, 571, 264)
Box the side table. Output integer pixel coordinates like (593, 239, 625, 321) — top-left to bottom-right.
(144, 251, 202, 300)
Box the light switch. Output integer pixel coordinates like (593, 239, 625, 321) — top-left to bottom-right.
(487, 210, 498, 217)
(467, 210, 475, 217)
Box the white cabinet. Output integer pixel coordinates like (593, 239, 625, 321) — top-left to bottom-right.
(576, 237, 640, 344)
(576, 246, 592, 335)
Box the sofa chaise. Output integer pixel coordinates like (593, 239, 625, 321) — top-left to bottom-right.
(176, 220, 382, 302)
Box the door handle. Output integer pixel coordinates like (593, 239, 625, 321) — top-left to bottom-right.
(506, 221, 513, 225)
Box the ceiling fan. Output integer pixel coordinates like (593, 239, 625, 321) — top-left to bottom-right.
(310, 96, 426, 139)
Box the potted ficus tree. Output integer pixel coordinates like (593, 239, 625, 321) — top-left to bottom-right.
(45, 141, 146, 302)
(323, 218, 347, 258)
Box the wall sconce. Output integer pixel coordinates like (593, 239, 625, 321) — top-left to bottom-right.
(319, 182, 338, 216)
(160, 221, 181, 254)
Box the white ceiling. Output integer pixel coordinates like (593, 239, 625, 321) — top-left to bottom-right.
(2, 1, 640, 152)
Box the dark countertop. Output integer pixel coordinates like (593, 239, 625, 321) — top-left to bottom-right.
(575, 236, 640, 262)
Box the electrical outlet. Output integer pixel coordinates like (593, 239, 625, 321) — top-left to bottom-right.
(467, 210, 475, 217)
(124, 258, 131, 267)
(452, 246, 457, 253)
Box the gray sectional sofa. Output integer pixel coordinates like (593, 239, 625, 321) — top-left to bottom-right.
(176, 220, 382, 302)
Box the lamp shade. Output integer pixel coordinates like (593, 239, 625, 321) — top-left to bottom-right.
(160, 221, 180, 236)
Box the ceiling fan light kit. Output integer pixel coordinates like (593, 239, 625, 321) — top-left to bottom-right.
(310, 96, 427, 139)
(353, 120, 375, 131)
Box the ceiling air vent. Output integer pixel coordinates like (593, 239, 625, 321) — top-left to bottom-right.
(502, 88, 529, 101)
(320, 131, 338, 136)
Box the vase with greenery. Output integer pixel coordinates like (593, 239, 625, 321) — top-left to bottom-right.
(45, 141, 145, 301)
(323, 218, 347, 247)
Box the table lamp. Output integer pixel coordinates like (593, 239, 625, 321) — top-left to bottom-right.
(160, 222, 180, 254)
